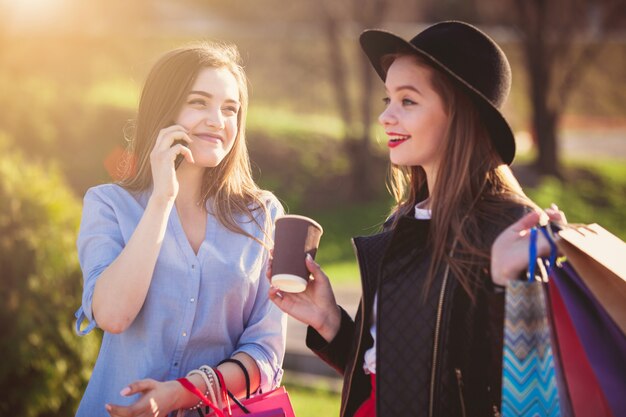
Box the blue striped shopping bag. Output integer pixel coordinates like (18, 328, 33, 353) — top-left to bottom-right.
(501, 228, 571, 417)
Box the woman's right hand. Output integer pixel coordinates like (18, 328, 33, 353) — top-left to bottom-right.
(269, 255, 342, 343)
(149, 125, 194, 203)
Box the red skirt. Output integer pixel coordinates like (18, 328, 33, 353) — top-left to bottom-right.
(354, 373, 376, 417)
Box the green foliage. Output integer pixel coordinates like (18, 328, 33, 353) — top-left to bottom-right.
(525, 159, 626, 240)
(0, 141, 98, 416)
(248, 106, 344, 141)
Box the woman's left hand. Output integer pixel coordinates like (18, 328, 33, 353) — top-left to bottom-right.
(491, 205, 566, 286)
(105, 379, 183, 417)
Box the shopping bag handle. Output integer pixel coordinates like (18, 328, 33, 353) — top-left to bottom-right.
(540, 226, 558, 268)
(528, 225, 559, 282)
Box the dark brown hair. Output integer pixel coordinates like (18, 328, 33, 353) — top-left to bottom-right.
(384, 53, 535, 301)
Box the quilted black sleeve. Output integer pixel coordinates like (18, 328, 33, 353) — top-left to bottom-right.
(305, 306, 356, 375)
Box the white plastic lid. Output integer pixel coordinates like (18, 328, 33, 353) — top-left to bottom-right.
(271, 274, 308, 293)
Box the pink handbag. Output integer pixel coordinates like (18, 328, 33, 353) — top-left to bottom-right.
(229, 387, 294, 417)
(177, 377, 295, 417)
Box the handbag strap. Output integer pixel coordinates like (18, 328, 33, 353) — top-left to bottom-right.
(227, 391, 251, 414)
(176, 377, 226, 417)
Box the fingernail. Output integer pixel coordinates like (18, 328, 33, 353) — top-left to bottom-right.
(306, 254, 313, 261)
(105, 404, 112, 411)
(120, 386, 131, 396)
(551, 203, 559, 211)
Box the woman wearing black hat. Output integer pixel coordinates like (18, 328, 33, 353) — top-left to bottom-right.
(270, 21, 543, 416)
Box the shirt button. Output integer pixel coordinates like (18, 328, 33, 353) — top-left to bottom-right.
(174, 362, 179, 367)
(191, 264, 195, 269)
(182, 332, 187, 337)
(190, 298, 195, 303)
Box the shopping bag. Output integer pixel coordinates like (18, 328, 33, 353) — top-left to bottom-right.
(532, 223, 626, 416)
(501, 254, 564, 415)
(547, 277, 614, 417)
(555, 223, 626, 334)
(177, 377, 295, 417)
(550, 261, 626, 416)
(228, 387, 294, 417)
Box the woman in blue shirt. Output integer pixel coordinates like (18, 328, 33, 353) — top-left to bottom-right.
(74, 42, 286, 416)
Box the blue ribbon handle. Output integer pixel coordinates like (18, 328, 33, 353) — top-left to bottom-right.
(539, 226, 558, 268)
(528, 227, 538, 282)
(528, 225, 559, 282)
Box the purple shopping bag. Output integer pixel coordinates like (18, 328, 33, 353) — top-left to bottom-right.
(550, 262, 626, 416)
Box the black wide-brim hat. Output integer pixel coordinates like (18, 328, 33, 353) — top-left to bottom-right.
(360, 21, 516, 165)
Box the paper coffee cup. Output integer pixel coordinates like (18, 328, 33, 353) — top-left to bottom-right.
(271, 215, 323, 293)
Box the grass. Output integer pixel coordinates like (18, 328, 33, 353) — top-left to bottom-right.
(298, 197, 393, 284)
(282, 382, 341, 417)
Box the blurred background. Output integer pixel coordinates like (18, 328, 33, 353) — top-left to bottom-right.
(0, 0, 624, 415)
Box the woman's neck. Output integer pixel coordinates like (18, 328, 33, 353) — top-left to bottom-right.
(175, 165, 205, 208)
(422, 164, 437, 208)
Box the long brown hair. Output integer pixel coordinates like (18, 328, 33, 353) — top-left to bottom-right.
(119, 42, 272, 246)
(385, 53, 535, 301)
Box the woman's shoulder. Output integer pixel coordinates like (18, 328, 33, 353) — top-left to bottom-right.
(254, 190, 285, 219)
(477, 199, 530, 243)
(83, 183, 146, 208)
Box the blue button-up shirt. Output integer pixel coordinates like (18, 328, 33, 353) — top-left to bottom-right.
(74, 184, 286, 416)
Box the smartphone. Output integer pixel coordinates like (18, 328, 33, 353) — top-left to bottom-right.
(171, 139, 188, 170)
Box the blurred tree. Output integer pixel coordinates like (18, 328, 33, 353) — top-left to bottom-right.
(498, 0, 624, 176)
(191, 0, 395, 201)
(417, 0, 481, 21)
(317, 0, 391, 200)
(512, 0, 625, 176)
(0, 140, 98, 416)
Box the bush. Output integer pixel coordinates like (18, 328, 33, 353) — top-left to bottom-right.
(0, 139, 98, 416)
(525, 160, 626, 240)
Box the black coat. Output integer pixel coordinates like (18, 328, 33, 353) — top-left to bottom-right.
(306, 215, 513, 417)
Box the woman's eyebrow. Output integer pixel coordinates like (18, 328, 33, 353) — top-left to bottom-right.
(385, 85, 423, 96)
(189, 90, 212, 98)
(188, 90, 240, 105)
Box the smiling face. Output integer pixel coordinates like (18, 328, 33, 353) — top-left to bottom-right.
(379, 55, 449, 179)
(175, 66, 240, 168)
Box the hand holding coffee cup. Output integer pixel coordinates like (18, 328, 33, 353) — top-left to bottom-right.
(271, 215, 323, 293)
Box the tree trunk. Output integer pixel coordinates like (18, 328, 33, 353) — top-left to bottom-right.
(527, 58, 561, 176)
(532, 105, 560, 176)
(521, 3, 562, 177)
(322, 14, 353, 135)
(349, 44, 379, 200)
(319, 0, 390, 201)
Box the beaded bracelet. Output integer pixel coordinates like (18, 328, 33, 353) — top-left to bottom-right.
(186, 369, 211, 412)
(199, 365, 222, 412)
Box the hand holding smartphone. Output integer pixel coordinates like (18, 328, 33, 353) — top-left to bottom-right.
(171, 139, 189, 170)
